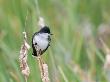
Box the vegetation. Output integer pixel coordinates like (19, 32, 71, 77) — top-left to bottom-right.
(0, 0, 110, 82)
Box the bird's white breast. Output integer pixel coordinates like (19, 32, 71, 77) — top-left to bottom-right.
(33, 33, 49, 50)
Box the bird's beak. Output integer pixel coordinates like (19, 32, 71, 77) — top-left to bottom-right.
(50, 33, 53, 35)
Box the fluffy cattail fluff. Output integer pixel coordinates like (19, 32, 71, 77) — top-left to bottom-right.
(19, 32, 30, 82)
(38, 17, 45, 28)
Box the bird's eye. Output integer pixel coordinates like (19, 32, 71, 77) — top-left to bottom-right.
(35, 43, 37, 45)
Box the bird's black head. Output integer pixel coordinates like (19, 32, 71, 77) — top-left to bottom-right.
(39, 26, 51, 34)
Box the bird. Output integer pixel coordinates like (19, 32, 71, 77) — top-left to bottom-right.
(32, 26, 52, 56)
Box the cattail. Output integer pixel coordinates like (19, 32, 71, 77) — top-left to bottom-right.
(19, 32, 30, 82)
(37, 57, 50, 82)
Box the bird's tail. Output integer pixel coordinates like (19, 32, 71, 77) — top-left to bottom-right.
(32, 49, 37, 56)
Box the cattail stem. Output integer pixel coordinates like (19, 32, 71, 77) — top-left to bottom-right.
(36, 55, 50, 82)
(25, 76, 27, 82)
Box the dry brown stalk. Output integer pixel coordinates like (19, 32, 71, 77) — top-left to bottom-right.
(36, 55, 50, 82)
(34, 48, 50, 82)
(19, 32, 30, 82)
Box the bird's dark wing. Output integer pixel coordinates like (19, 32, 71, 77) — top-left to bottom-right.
(32, 43, 37, 56)
(32, 32, 38, 56)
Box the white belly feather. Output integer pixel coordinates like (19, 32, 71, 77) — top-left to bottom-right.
(33, 33, 49, 50)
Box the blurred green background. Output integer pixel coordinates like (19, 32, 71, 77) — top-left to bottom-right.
(0, 0, 110, 82)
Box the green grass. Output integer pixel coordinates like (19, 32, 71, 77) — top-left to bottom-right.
(0, 0, 110, 82)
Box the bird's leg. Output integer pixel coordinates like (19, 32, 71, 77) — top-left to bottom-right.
(39, 49, 45, 64)
(40, 56, 45, 64)
(37, 49, 45, 76)
(39, 50, 44, 64)
(39, 49, 42, 56)
(34, 45, 45, 76)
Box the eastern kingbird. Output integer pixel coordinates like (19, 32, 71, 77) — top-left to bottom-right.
(32, 26, 52, 56)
